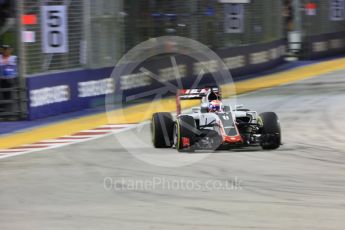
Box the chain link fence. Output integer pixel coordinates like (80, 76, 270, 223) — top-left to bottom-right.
(301, 0, 345, 36)
(87, 0, 124, 68)
(124, 0, 283, 51)
(20, 0, 285, 76)
(17, 0, 345, 76)
(294, 0, 345, 58)
(21, 0, 83, 75)
(21, 0, 125, 75)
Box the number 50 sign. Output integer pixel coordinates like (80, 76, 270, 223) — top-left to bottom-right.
(41, 5, 68, 53)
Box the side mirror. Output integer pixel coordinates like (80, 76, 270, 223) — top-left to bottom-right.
(223, 106, 230, 112)
(201, 106, 208, 113)
(235, 104, 244, 110)
(192, 107, 200, 113)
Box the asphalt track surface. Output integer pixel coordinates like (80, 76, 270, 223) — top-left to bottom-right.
(1, 70, 345, 230)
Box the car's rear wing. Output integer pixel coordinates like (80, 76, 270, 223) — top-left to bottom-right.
(176, 87, 220, 115)
(178, 88, 220, 100)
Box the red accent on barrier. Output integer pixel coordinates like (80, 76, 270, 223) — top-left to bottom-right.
(94, 127, 123, 130)
(72, 131, 109, 136)
(305, 3, 317, 15)
(22, 15, 37, 25)
(58, 137, 90, 140)
(34, 141, 68, 145)
(0, 150, 26, 154)
(11, 145, 50, 149)
(306, 3, 317, 10)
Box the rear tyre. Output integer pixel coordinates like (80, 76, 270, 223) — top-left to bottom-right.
(174, 115, 197, 152)
(259, 112, 281, 150)
(151, 112, 174, 148)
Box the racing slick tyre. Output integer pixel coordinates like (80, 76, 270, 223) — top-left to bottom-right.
(174, 115, 197, 152)
(259, 112, 281, 150)
(151, 112, 174, 148)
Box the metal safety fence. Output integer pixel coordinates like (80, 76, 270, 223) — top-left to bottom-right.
(302, 0, 345, 58)
(21, 0, 84, 75)
(0, 0, 25, 119)
(123, 0, 283, 51)
(301, 0, 345, 36)
(11, 0, 345, 76)
(19, 0, 284, 76)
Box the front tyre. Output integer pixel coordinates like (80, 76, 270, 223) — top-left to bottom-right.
(174, 115, 197, 152)
(151, 112, 174, 148)
(259, 112, 281, 150)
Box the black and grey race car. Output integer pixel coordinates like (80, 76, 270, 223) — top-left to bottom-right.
(151, 87, 281, 152)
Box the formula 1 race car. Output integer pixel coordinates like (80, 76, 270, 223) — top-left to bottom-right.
(151, 87, 281, 152)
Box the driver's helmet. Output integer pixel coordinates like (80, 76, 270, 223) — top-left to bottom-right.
(208, 100, 222, 112)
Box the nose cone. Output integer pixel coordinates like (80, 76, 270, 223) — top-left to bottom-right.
(223, 135, 243, 144)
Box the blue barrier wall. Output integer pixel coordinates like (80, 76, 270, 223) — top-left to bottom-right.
(27, 68, 112, 119)
(303, 31, 345, 59)
(26, 39, 285, 120)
